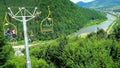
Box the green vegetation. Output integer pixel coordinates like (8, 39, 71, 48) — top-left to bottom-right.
(85, 19, 104, 26)
(0, 0, 106, 40)
(1, 16, 120, 68)
(108, 17, 120, 41)
(0, 20, 13, 67)
(3, 0, 120, 68)
(3, 29, 120, 68)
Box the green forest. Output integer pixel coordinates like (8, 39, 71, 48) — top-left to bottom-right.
(0, 17, 120, 68)
(1, 0, 120, 68)
(0, 0, 106, 40)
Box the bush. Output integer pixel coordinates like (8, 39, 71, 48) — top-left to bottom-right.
(30, 36, 120, 68)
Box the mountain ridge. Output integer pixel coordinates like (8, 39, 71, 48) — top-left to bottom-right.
(77, 0, 120, 9)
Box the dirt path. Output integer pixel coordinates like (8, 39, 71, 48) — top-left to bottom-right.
(12, 44, 38, 49)
(12, 40, 54, 49)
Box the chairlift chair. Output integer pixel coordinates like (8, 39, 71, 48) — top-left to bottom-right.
(40, 6, 54, 33)
(3, 13, 17, 35)
(3, 13, 18, 46)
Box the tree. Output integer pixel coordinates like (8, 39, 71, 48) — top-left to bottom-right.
(113, 26, 120, 41)
(96, 29, 107, 38)
(0, 23, 13, 67)
(0, 22, 6, 66)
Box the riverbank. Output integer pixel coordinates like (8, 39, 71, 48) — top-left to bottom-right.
(69, 13, 117, 38)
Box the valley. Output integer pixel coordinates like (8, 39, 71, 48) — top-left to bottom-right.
(0, 0, 120, 68)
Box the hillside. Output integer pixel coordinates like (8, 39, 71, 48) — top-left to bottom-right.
(3, 29, 120, 68)
(0, 0, 106, 40)
(77, 0, 120, 9)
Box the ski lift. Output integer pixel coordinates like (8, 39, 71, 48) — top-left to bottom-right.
(3, 13, 18, 46)
(3, 13, 17, 35)
(40, 6, 54, 33)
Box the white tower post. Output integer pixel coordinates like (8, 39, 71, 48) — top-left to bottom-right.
(8, 7, 38, 68)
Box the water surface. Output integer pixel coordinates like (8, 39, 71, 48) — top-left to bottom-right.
(69, 14, 116, 36)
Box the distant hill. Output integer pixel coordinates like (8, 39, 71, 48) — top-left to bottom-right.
(76, 1, 93, 7)
(0, 0, 106, 40)
(76, 1, 89, 6)
(77, 0, 120, 9)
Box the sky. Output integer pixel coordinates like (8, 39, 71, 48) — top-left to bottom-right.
(70, 0, 95, 3)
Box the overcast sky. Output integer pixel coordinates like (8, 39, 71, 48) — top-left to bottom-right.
(70, 0, 95, 3)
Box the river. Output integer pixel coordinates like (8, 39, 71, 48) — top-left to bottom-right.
(69, 14, 117, 37)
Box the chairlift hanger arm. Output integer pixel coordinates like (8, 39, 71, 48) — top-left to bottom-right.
(3, 13, 18, 35)
(40, 6, 54, 32)
(40, 6, 51, 31)
(4, 13, 11, 23)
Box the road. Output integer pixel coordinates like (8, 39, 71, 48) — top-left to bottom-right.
(12, 40, 54, 49)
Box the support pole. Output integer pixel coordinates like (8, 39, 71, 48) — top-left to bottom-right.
(22, 16, 31, 68)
